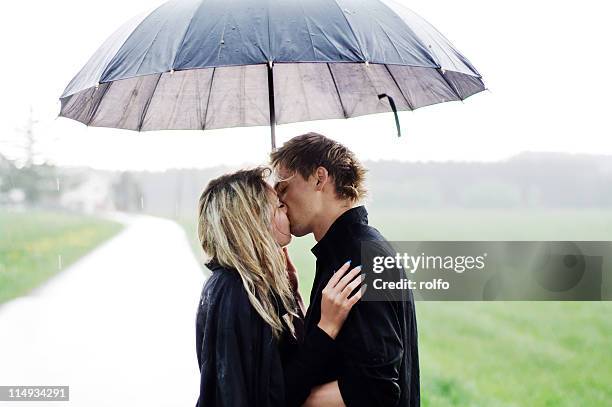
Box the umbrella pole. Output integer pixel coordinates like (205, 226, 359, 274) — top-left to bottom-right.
(267, 61, 276, 150)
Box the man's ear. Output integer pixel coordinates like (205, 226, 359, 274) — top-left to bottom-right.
(313, 166, 329, 191)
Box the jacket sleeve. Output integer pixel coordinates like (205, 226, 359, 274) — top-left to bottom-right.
(336, 241, 405, 407)
(283, 325, 337, 407)
(336, 299, 404, 407)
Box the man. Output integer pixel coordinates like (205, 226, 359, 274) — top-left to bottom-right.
(271, 132, 420, 407)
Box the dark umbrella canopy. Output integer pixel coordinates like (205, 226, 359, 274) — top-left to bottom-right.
(59, 0, 485, 147)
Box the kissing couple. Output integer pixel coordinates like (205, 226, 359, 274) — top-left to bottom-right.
(195, 132, 419, 407)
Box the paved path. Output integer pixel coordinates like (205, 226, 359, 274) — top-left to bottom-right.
(0, 213, 206, 406)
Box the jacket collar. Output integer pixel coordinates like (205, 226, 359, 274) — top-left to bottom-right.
(311, 205, 368, 259)
(204, 258, 226, 273)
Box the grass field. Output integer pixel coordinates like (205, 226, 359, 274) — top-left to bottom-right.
(176, 216, 207, 267)
(178, 208, 612, 406)
(0, 208, 124, 305)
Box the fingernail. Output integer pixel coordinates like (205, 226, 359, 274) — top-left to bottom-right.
(346, 259, 352, 265)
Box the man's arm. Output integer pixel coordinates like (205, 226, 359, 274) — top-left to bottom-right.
(333, 241, 405, 407)
(335, 299, 404, 407)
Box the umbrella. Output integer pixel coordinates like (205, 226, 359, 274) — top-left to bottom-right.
(59, 0, 485, 149)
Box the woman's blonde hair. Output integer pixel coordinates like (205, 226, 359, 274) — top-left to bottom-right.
(197, 166, 298, 339)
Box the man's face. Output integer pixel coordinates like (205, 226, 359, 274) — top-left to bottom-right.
(273, 164, 319, 237)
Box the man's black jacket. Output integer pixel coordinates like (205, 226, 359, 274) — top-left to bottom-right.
(291, 205, 420, 407)
(195, 206, 420, 407)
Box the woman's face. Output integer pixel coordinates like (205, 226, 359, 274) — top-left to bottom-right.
(268, 186, 292, 247)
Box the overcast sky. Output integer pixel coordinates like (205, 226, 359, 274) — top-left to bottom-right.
(0, 0, 610, 171)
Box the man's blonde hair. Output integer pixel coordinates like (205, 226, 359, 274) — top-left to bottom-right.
(270, 132, 367, 201)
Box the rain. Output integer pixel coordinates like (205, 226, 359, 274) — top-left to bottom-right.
(1, 0, 611, 406)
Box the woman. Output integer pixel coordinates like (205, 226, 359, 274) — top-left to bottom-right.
(195, 167, 364, 407)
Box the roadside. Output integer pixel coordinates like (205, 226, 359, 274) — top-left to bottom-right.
(0, 212, 206, 406)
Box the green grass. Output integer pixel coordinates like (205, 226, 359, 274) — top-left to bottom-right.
(418, 301, 612, 406)
(0, 208, 124, 304)
(289, 208, 612, 304)
(177, 208, 612, 406)
(175, 216, 208, 270)
(369, 208, 612, 241)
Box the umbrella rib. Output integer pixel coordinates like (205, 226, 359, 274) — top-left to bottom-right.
(297, 0, 319, 60)
(375, 0, 439, 68)
(170, 0, 209, 69)
(326, 63, 348, 119)
(266, 0, 273, 60)
(436, 69, 464, 102)
(383, 64, 413, 110)
(202, 67, 216, 130)
(133, 26, 166, 79)
(329, 0, 367, 60)
(86, 82, 112, 126)
(296, 64, 312, 119)
(138, 73, 163, 131)
(194, 70, 202, 129)
(99, 1, 169, 83)
(378, 22, 406, 65)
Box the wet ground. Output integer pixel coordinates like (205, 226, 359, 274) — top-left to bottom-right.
(0, 213, 206, 406)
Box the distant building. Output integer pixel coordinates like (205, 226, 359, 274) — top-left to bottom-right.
(60, 172, 116, 213)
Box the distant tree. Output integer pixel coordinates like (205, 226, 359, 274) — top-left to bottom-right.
(3, 109, 62, 206)
(112, 172, 143, 212)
